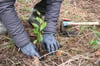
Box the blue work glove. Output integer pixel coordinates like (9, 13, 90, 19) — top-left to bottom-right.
(21, 43, 41, 58)
(42, 34, 60, 53)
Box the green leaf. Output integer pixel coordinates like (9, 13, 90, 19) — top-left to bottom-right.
(96, 32, 100, 36)
(0, 42, 11, 46)
(34, 40, 37, 44)
(90, 40, 96, 45)
(40, 22, 46, 31)
(4, 37, 13, 42)
(94, 34, 100, 41)
(96, 40, 100, 44)
(94, 31, 100, 40)
(32, 23, 39, 28)
(33, 28, 38, 34)
(37, 11, 41, 16)
(36, 17, 43, 24)
(3, 45, 14, 49)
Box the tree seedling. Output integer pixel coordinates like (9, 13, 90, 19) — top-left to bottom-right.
(32, 11, 46, 49)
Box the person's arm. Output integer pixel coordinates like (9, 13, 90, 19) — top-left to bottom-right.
(44, 0, 62, 33)
(0, 1, 30, 47)
(0, 1, 40, 58)
(42, 0, 62, 53)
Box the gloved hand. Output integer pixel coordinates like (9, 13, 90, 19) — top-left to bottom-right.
(21, 43, 41, 58)
(42, 33, 60, 53)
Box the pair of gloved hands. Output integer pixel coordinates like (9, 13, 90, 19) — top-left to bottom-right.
(21, 33, 60, 59)
(21, 0, 61, 59)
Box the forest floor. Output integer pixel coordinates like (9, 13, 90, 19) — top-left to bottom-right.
(0, 0, 100, 66)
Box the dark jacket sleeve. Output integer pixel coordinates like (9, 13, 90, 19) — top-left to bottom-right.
(0, 0, 15, 2)
(0, 1, 31, 48)
(44, 0, 62, 33)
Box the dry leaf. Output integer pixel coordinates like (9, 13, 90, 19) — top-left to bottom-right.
(32, 56, 41, 66)
(96, 50, 100, 56)
(56, 51, 62, 56)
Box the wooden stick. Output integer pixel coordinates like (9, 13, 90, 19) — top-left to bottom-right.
(63, 21, 99, 26)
